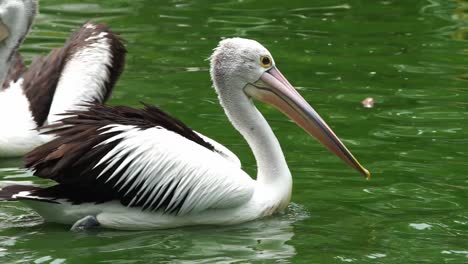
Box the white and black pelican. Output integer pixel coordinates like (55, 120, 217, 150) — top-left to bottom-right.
(0, 38, 369, 231)
(0, 0, 126, 157)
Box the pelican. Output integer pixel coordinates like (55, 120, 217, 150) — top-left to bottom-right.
(0, 0, 126, 157)
(0, 38, 369, 231)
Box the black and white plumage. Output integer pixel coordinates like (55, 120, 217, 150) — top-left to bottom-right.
(1, 38, 369, 230)
(0, 0, 126, 157)
(24, 104, 252, 215)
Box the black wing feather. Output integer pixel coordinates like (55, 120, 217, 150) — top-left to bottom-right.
(1, 52, 27, 90)
(24, 104, 215, 211)
(0, 185, 42, 201)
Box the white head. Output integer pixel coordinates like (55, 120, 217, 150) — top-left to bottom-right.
(209, 37, 370, 178)
(210, 38, 275, 93)
(0, 0, 37, 82)
(0, 0, 37, 46)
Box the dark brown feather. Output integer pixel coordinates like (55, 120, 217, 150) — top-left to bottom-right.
(0, 185, 42, 201)
(21, 48, 68, 127)
(1, 52, 27, 90)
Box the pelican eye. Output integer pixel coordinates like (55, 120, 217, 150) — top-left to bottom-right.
(260, 56, 272, 68)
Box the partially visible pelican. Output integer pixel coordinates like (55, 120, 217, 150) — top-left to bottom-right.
(0, 0, 126, 157)
(0, 38, 369, 231)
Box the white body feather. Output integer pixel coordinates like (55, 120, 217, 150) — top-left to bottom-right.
(95, 125, 253, 214)
(0, 79, 48, 156)
(195, 131, 242, 167)
(16, 124, 291, 230)
(22, 194, 277, 230)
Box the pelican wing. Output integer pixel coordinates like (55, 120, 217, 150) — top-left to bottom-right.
(20, 22, 125, 127)
(25, 104, 255, 215)
(194, 132, 241, 168)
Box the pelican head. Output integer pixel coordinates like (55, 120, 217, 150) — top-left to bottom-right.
(0, 0, 37, 61)
(0, 0, 37, 44)
(210, 38, 370, 178)
(0, 0, 37, 84)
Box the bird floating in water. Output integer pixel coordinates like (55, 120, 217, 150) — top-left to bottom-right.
(0, 37, 369, 231)
(0, 0, 126, 157)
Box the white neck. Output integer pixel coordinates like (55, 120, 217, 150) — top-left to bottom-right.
(0, 0, 36, 85)
(216, 81, 292, 189)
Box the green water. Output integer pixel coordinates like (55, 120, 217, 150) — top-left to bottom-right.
(1, 0, 467, 262)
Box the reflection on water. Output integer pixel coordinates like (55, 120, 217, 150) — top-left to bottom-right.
(0, 203, 307, 263)
(91, 204, 306, 263)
